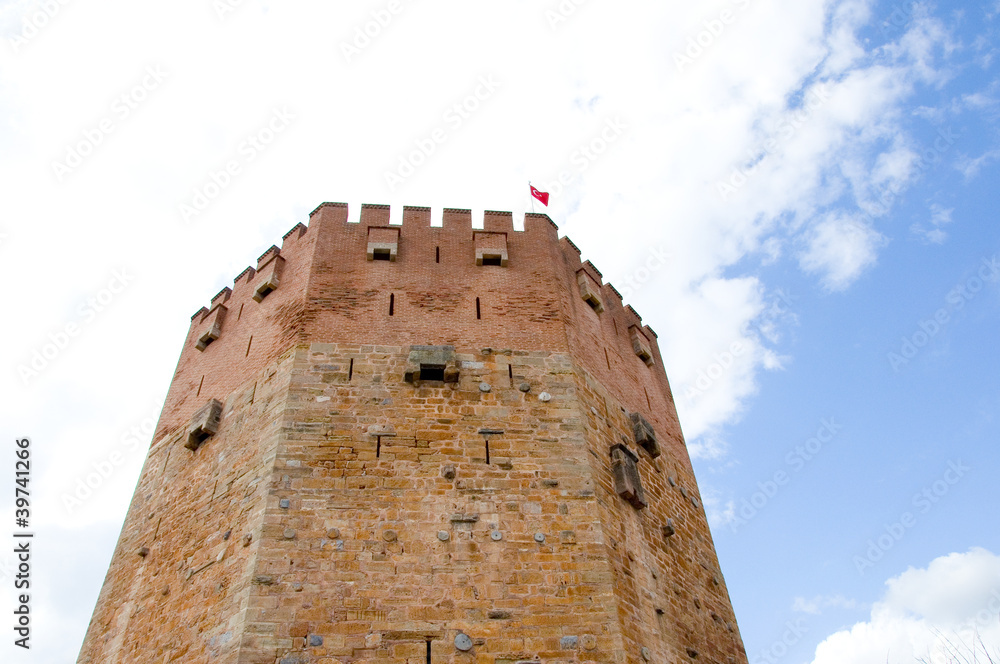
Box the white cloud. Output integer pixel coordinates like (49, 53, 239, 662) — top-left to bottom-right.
(799, 214, 885, 291)
(810, 548, 1000, 664)
(0, 2, 974, 661)
(911, 204, 954, 244)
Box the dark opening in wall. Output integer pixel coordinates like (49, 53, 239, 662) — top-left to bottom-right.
(605, 348, 611, 370)
(485, 438, 491, 464)
(197, 376, 204, 397)
(508, 364, 513, 386)
(426, 640, 432, 664)
(256, 284, 275, 300)
(245, 336, 253, 357)
(348, 358, 354, 381)
(420, 364, 445, 381)
(476, 297, 481, 319)
(435, 247, 440, 263)
(373, 248, 392, 261)
(376, 436, 382, 458)
(482, 255, 502, 266)
(389, 293, 395, 316)
(586, 297, 601, 311)
(237, 303, 244, 321)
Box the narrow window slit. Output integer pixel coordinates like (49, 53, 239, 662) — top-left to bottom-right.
(245, 336, 253, 357)
(197, 375, 204, 397)
(376, 436, 382, 459)
(250, 382, 256, 404)
(435, 247, 440, 263)
(605, 348, 611, 370)
(485, 438, 491, 465)
(644, 386, 651, 410)
(237, 303, 244, 321)
(389, 293, 395, 316)
(476, 297, 481, 320)
(508, 364, 513, 387)
(348, 358, 354, 381)
(426, 640, 432, 664)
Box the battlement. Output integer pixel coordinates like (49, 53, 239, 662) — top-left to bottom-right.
(191, 203, 655, 340)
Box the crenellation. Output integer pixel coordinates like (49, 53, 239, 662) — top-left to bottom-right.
(256, 245, 281, 268)
(282, 222, 308, 242)
(211, 287, 233, 309)
(235, 265, 257, 287)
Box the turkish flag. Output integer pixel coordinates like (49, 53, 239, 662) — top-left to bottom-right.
(530, 185, 550, 206)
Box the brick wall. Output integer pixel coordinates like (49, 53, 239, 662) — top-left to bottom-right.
(78, 204, 748, 664)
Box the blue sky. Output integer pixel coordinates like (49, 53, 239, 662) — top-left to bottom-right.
(0, 0, 998, 662)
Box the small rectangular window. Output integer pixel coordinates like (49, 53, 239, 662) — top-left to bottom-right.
(420, 364, 445, 381)
(373, 248, 392, 261)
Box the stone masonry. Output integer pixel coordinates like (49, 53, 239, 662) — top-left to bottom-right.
(77, 203, 749, 664)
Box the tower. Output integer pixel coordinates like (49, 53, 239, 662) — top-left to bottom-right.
(77, 203, 748, 664)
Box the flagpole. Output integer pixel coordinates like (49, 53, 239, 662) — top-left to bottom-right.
(528, 181, 535, 214)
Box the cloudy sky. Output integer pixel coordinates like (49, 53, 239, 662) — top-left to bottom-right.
(1, 0, 998, 662)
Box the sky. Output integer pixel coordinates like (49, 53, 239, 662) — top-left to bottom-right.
(0, 0, 998, 662)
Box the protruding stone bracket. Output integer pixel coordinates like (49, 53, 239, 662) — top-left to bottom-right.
(186, 399, 223, 450)
(577, 269, 604, 312)
(252, 248, 285, 302)
(630, 412, 661, 458)
(630, 325, 654, 366)
(474, 231, 508, 266)
(404, 345, 459, 384)
(610, 444, 647, 509)
(195, 305, 227, 351)
(367, 226, 399, 261)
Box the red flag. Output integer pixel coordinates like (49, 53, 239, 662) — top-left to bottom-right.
(530, 185, 550, 206)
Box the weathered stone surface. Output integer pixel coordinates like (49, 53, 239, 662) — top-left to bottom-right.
(77, 205, 748, 664)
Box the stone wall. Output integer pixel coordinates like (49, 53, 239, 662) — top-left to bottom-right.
(78, 204, 747, 664)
